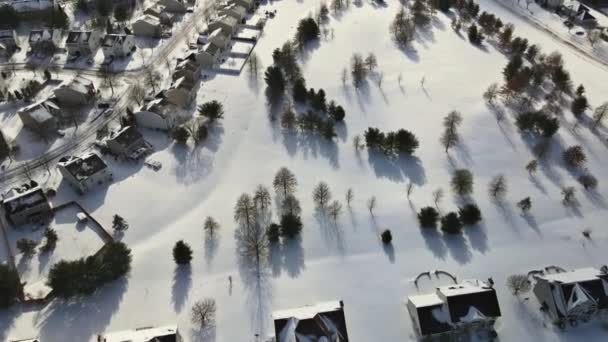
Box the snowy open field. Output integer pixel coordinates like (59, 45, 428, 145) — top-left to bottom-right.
(1, 0, 608, 341)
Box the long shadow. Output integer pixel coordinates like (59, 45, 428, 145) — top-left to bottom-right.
(190, 324, 216, 342)
(204, 235, 219, 268)
(315, 207, 346, 255)
(443, 232, 472, 265)
(37, 277, 128, 342)
(463, 222, 489, 254)
(236, 245, 272, 339)
(420, 228, 447, 260)
(171, 265, 192, 313)
(382, 242, 395, 263)
(281, 237, 305, 278)
(366, 150, 426, 185)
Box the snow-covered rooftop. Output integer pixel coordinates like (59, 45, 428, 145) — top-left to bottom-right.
(437, 279, 494, 298)
(272, 300, 343, 320)
(537, 267, 606, 284)
(98, 325, 179, 342)
(407, 293, 443, 308)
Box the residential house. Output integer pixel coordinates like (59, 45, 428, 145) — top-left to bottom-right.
(17, 99, 61, 135)
(57, 152, 113, 194)
(165, 76, 196, 108)
(65, 30, 102, 57)
(1, 181, 52, 227)
(158, 0, 187, 13)
(407, 279, 501, 339)
(0, 30, 19, 57)
(173, 56, 202, 82)
(101, 34, 135, 59)
(273, 300, 350, 342)
(196, 42, 221, 68)
(132, 15, 162, 38)
(208, 27, 230, 49)
(134, 97, 178, 130)
(53, 76, 96, 106)
(97, 325, 183, 342)
(229, 0, 254, 11)
(562, 0, 597, 25)
(218, 3, 247, 22)
(532, 267, 608, 327)
(106, 125, 153, 159)
(2, 0, 54, 12)
(208, 15, 239, 36)
(144, 4, 175, 25)
(28, 29, 62, 54)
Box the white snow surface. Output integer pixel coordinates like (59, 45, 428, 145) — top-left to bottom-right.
(1, 0, 608, 341)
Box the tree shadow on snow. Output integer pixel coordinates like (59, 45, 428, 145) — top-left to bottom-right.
(315, 207, 346, 256)
(204, 235, 220, 268)
(443, 233, 472, 265)
(171, 265, 192, 313)
(382, 242, 396, 263)
(367, 150, 426, 185)
(190, 324, 216, 342)
(236, 249, 273, 339)
(420, 228, 447, 260)
(463, 222, 489, 254)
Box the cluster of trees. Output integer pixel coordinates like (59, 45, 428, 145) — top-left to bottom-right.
(390, 7, 416, 47)
(312, 182, 343, 222)
(171, 101, 224, 145)
(295, 18, 320, 49)
(349, 52, 379, 88)
(515, 110, 559, 137)
(47, 241, 132, 298)
(16, 228, 59, 256)
(417, 203, 482, 234)
(282, 108, 337, 140)
(363, 127, 420, 155)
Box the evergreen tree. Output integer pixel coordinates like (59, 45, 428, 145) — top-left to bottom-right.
(264, 66, 286, 97)
(562, 145, 586, 168)
(292, 78, 308, 103)
(17, 239, 37, 257)
(173, 240, 193, 265)
(418, 206, 440, 228)
(40, 228, 58, 253)
(295, 18, 320, 48)
(441, 212, 463, 234)
(112, 214, 129, 232)
(459, 204, 482, 225)
(517, 197, 532, 213)
(381, 229, 393, 244)
(171, 126, 190, 144)
(267, 223, 281, 242)
(198, 101, 224, 122)
(467, 24, 484, 45)
(280, 213, 303, 238)
(451, 169, 474, 196)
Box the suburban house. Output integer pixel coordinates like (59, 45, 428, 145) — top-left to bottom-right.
(2, 0, 54, 12)
(173, 56, 202, 82)
(97, 325, 183, 342)
(28, 29, 62, 54)
(53, 76, 96, 106)
(196, 42, 221, 68)
(144, 4, 175, 24)
(65, 30, 102, 57)
(532, 267, 608, 327)
(407, 279, 501, 339)
(1, 181, 52, 227)
(132, 15, 162, 38)
(158, 0, 187, 13)
(229, 0, 254, 11)
(273, 300, 350, 341)
(106, 125, 153, 159)
(134, 97, 178, 130)
(208, 15, 239, 37)
(57, 152, 113, 194)
(218, 3, 247, 21)
(17, 99, 61, 135)
(208, 27, 230, 49)
(101, 34, 136, 59)
(165, 76, 196, 108)
(562, 0, 597, 25)
(0, 30, 19, 57)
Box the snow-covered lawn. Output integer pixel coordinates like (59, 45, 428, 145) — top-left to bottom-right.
(1, 0, 608, 341)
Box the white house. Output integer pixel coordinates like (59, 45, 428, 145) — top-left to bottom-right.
(196, 42, 221, 68)
(532, 267, 608, 327)
(106, 125, 153, 159)
(165, 76, 196, 108)
(53, 76, 96, 106)
(208, 15, 239, 36)
(2, 0, 54, 12)
(28, 29, 62, 54)
(273, 301, 350, 341)
(132, 15, 162, 38)
(218, 3, 247, 21)
(101, 34, 135, 59)
(208, 27, 230, 49)
(17, 99, 60, 135)
(134, 97, 178, 130)
(0, 30, 19, 57)
(97, 325, 183, 342)
(2, 181, 52, 227)
(57, 152, 113, 194)
(65, 30, 102, 56)
(407, 279, 501, 339)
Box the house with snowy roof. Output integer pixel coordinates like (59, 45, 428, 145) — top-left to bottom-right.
(196, 42, 221, 68)
(106, 125, 153, 160)
(17, 99, 60, 135)
(144, 4, 175, 24)
(172, 56, 201, 82)
(532, 267, 608, 327)
(0, 30, 19, 57)
(134, 97, 178, 130)
(132, 15, 162, 38)
(53, 76, 96, 106)
(65, 30, 102, 57)
(57, 152, 113, 194)
(1, 181, 52, 227)
(97, 324, 183, 342)
(158, 0, 188, 13)
(101, 34, 135, 59)
(208, 15, 239, 36)
(28, 29, 62, 54)
(562, 0, 597, 25)
(165, 76, 196, 108)
(207, 27, 230, 49)
(218, 3, 247, 21)
(228, 0, 253, 11)
(273, 300, 350, 341)
(407, 279, 501, 339)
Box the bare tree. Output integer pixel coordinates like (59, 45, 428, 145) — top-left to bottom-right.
(313, 181, 332, 208)
(440, 111, 463, 153)
(488, 174, 507, 200)
(587, 29, 601, 47)
(273, 167, 298, 197)
(328, 200, 343, 222)
(235, 221, 268, 264)
(253, 184, 271, 211)
(204, 216, 220, 237)
(247, 52, 261, 78)
(191, 298, 217, 328)
(483, 83, 500, 105)
(143, 65, 161, 93)
(132, 82, 146, 106)
(234, 193, 256, 229)
(406, 182, 414, 199)
(99, 64, 118, 96)
(353, 135, 363, 150)
(397, 72, 403, 86)
(345, 188, 354, 207)
(525, 160, 538, 175)
(367, 196, 377, 215)
(592, 102, 608, 129)
(341, 67, 348, 86)
(506, 274, 531, 295)
(561, 186, 576, 206)
(432, 188, 443, 209)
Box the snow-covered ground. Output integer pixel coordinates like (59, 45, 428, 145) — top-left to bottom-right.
(1, 0, 608, 341)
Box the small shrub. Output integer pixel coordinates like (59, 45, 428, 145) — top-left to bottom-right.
(381, 229, 392, 244)
(562, 145, 586, 168)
